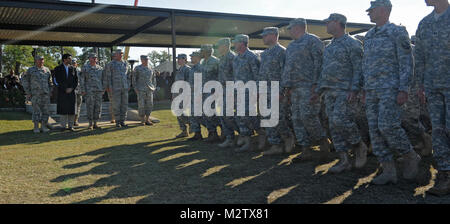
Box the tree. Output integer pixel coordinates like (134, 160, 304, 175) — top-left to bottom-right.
(78, 47, 118, 67)
(147, 50, 172, 68)
(1, 45, 77, 76)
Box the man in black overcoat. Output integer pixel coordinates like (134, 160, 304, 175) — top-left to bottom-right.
(53, 54, 78, 131)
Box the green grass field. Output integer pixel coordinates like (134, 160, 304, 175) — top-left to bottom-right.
(0, 101, 449, 204)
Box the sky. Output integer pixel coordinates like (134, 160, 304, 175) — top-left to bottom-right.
(66, 0, 435, 63)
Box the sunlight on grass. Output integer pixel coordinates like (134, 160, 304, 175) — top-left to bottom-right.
(267, 184, 299, 204)
(252, 153, 264, 160)
(158, 151, 200, 162)
(314, 159, 339, 175)
(151, 145, 186, 155)
(226, 166, 275, 188)
(414, 165, 437, 197)
(324, 190, 353, 204)
(324, 170, 378, 204)
(176, 159, 207, 170)
(278, 153, 302, 166)
(201, 165, 230, 178)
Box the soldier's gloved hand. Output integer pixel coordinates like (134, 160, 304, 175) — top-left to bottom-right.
(397, 91, 408, 106)
(65, 88, 73, 94)
(81, 92, 86, 96)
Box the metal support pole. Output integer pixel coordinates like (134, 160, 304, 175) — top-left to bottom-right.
(171, 10, 177, 76)
(0, 45, 3, 76)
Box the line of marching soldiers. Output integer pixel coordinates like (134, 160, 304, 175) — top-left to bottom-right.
(173, 0, 449, 196)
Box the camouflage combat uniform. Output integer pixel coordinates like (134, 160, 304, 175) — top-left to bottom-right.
(259, 43, 292, 145)
(133, 64, 156, 118)
(362, 22, 414, 162)
(282, 33, 326, 147)
(232, 48, 260, 137)
(201, 56, 221, 132)
(80, 63, 105, 122)
(22, 66, 53, 123)
(188, 62, 202, 133)
(415, 8, 450, 171)
(219, 51, 239, 140)
(318, 34, 364, 152)
(104, 60, 131, 124)
(174, 64, 191, 131)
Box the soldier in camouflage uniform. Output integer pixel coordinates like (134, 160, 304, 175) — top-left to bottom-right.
(363, 0, 421, 185)
(400, 41, 433, 157)
(282, 18, 330, 159)
(232, 34, 261, 152)
(257, 27, 296, 155)
(174, 54, 191, 138)
(216, 38, 239, 148)
(80, 53, 106, 130)
(317, 14, 369, 173)
(133, 55, 156, 126)
(187, 51, 204, 141)
(72, 59, 82, 127)
(415, 0, 450, 196)
(200, 44, 221, 143)
(104, 49, 131, 128)
(22, 55, 53, 133)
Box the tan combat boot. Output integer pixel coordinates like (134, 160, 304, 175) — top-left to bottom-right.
(33, 122, 40, 133)
(353, 141, 368, 169)
(372, 161, 398, 185)
(401, 150, 421, 180)
(235, 136, 251, 152)
(282, 133, 296, 154)
(41, 122, 50, 133)
(428, 171, 450, 196)
(93, 120, 101, 130)
(329, 151, 352, 174)
(263, 144, 284, 156)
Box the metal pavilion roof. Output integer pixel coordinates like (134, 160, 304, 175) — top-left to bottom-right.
(0, 0, 374, 50)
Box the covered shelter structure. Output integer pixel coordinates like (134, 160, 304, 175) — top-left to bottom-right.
(0, 0, 373, 71)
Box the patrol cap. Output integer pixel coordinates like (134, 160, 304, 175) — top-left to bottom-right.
(189, 51, 202, 57)
(140, 55, 148, 60)
(35, 55, 44, 60)
(113, 49, 123, 55)
(177, 54, 187, 59)
(366, 0, 392, 12)
(216, 38, 231, 47)
(232, 34, 249, 43)
(287, 18, 307, 30)
(88, 53, 98, 58)
(260, 27, 279, 36)
(323, 13, 347, 25)
(200, 44, 214, 52)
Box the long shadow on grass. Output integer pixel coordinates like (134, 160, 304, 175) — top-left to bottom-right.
(0, 124, 140, 147)
(50, 136, 448, 204)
